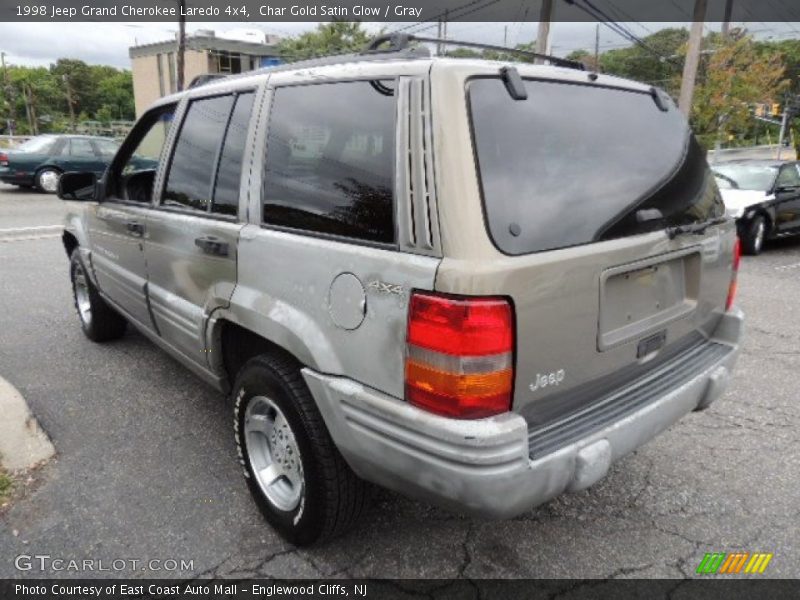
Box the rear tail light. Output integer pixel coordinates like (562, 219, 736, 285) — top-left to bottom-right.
(0, 152, 7, 166)
(404, 291, 514, 419)
(726, 236, 741, 311)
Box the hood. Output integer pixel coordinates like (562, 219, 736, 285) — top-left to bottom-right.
(719, 188, 772, 212)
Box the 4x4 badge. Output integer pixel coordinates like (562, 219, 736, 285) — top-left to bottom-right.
(367, 280, 404, 296)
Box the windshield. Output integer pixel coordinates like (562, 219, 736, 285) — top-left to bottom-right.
(712, 164, 777, 191)
(469, 78, 724, 255)
(16, 136, 56, 154)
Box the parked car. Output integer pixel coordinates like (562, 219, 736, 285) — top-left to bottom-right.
(58, 35, 743, 546)
(713, 159, 800, 255)
(0, 134, 119, 193)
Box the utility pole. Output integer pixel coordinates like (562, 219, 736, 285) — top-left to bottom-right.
(535, 0, 553, 64)
(777, 98, 789, 160)
(721, 0, 734, 37)
(437, 18, 443, 54)
(593, 24, 600, 70)
(504, 25, 508, 47)
(176, 0, 186, 91)
(442, 9, 449, 48)
(23, 83, 37, 135)
(678, 0, 708, 116)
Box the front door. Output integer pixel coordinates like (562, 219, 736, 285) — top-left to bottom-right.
(87, 105, 176, 327)
(144, 91, 256, 366)
(773, 162, 800, 233)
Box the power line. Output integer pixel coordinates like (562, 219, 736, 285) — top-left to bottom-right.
(565, 0, 683, 67)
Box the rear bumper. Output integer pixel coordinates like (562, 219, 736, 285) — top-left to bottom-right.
(0, 169, 33, 186)
(303, 308, 744, 518)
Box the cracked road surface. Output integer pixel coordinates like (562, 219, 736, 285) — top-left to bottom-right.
(1, 185, 798, 580)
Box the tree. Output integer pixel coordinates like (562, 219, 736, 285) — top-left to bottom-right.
(567, 49, 599, 71)
(51, 59, 92, 130)
(689, 32, 788, 148)
(276, 22, 374, 62)
(0, 60, 134, 135)
(599, 28, 689, 94)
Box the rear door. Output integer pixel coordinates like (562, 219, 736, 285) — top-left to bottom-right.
(64, 138, 106, 174)
(87, 105, 176, 327)
(773, 162, 800, 232)
(144, 90, 256, 367)
(462, 75, 732, 426)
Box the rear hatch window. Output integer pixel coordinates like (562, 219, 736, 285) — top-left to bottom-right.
(468, 78, 724, 255)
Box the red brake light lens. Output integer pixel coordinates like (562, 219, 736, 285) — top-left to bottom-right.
(405, 292, 514, 419)
(0, 152, 7, 166)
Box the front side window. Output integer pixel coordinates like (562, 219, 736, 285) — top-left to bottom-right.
(776, 164, 800, 189)
(262, 80, 396, 244)
(109, 104, 175, 202)
(163, 95, 235, 212)
(469, 78, 724, 255)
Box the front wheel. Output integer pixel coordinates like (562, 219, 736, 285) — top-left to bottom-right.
(741, 215, 767, 256)
(70, 250, 127, 342)
(233, 354, 368, 546)
(35, 168, 61, 194)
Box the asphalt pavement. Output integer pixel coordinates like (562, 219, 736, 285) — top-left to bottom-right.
(0, 183, 798, 581)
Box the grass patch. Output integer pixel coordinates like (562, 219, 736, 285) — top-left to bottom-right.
(0, 469, 13, 504)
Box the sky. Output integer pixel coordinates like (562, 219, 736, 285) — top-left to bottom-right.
(0, 20, 798, 70)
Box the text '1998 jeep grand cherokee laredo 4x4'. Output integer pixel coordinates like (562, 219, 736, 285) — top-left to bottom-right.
(58, 35, 743, 546)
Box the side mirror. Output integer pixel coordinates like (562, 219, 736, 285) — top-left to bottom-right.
(58, 171, 97, 201)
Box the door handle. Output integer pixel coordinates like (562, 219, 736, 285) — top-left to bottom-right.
(194, 235, 229, 257)
(126, 221, 145, 237)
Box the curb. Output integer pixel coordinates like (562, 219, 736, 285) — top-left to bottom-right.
(0, 376, 55, 473)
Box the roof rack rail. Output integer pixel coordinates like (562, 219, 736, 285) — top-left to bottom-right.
(188, 73, 228, 89)
(363, 34, 585, 71)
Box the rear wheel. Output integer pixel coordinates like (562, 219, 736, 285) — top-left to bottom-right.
(35, 168, 61, 194)
(741, 215, 767, 256)
(70, 250, 127, 342)
(233, 353, 368, 546)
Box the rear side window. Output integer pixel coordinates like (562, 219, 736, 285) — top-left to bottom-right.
(262, 80, 395, 244)
(469, 78, 724, 255)
(163, 95, 235, 212)
(212, 92, 255, 216)
(69, 139, 95, 157)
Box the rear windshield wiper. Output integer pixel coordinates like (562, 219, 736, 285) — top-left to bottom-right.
(666, 216, 728, 239)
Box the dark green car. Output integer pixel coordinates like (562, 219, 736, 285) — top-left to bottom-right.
(0, 134, 119, 193)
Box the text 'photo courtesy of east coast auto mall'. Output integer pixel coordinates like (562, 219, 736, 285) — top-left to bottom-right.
(1, 0, 799, 598)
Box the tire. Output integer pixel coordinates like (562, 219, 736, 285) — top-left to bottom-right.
(69, 250, 127, 342)
(741, 215, 767, 256)
(233, 353, 368, 546)
(35, 167, 61, 193)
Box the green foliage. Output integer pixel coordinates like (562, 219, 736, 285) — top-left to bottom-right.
(599, 28, 689, 95)
(0, 469, 12, 505)
(690, 33, 788, 148)
(276, 22, 374, 62)
(0, 59, 134, 135)
(569, 26, 795, 149)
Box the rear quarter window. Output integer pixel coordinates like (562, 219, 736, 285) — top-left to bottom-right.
(262, 80, 396, 244)
(468, 78, 723, 255)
